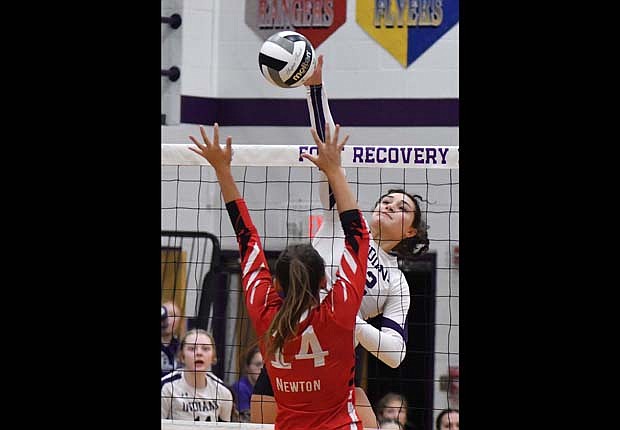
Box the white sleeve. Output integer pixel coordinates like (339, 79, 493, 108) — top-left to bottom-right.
(355, 316, 407, 368)
(381, 273, 411, 330)
(355, 274, 411, 368)
(306, 83, 336, 143)
(307, 84, 339, 211)
(219, 386, 233, 422)
(161, 384, 172, 419)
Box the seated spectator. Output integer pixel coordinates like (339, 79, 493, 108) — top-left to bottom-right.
(436, 408, 459, 430)
(376, 392, 411, 430)
(161, 328, 234, 421)
(232, 346, 263, 422)
(379, 418, 405, 429)
(161, 300, 185, 378)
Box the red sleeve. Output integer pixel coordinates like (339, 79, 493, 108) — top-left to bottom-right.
(323, 208, 370, 329)
(225, 199, 281, 336)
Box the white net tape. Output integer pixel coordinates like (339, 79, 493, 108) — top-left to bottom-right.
(161, 419, 381, 429)
(162, 420, 274, 430)
(162, 144, 459, 169)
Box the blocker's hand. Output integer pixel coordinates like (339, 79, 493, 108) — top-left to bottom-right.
(188, 123, 233, 172)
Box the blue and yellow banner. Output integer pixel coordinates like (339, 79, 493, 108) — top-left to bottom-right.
(357, 0, 459, 67)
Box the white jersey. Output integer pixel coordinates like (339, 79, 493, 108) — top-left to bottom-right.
(313, 183, 411, 336)
(161, 370, 233, 422)
(308, 83, 411, 367)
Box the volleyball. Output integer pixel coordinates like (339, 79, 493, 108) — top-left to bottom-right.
(258, 31, 317, 88)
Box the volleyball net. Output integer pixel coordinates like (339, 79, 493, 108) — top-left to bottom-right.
(161, 141, 459, 429)
(162, 421, 273, 430)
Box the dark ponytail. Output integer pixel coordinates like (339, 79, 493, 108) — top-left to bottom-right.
(264, 244, 324, 362)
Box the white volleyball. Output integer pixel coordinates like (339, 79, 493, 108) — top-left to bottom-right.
(258, 31, 317, 88)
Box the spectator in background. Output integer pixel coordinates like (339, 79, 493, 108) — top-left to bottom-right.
(161, 300, 185, 378)
(376, 392, 413, 430)
(436, 409, 459, 430)
(232, 346, 264, 422)
(379, 418, 405, 429)
(161, 328, 234, 421)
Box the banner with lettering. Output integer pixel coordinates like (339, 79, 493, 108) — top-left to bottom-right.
(163, 144, 459, 169)
(245, 0, 347, 49)
(356, 0, 459, 67)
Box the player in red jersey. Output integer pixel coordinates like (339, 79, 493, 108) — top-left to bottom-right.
(189, 122, 370, 430)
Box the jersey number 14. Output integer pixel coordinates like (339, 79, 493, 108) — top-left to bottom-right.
(271, 325, 329, 369)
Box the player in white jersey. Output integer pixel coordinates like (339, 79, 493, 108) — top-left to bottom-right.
(161, 329, 234, 422)
(251, 55, 429, 426)
(306, 55, 429, 367)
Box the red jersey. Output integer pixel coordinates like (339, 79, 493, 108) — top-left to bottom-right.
(226, 198, 369, 430)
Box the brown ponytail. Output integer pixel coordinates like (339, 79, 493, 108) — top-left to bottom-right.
(264, 244, 324, 362)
